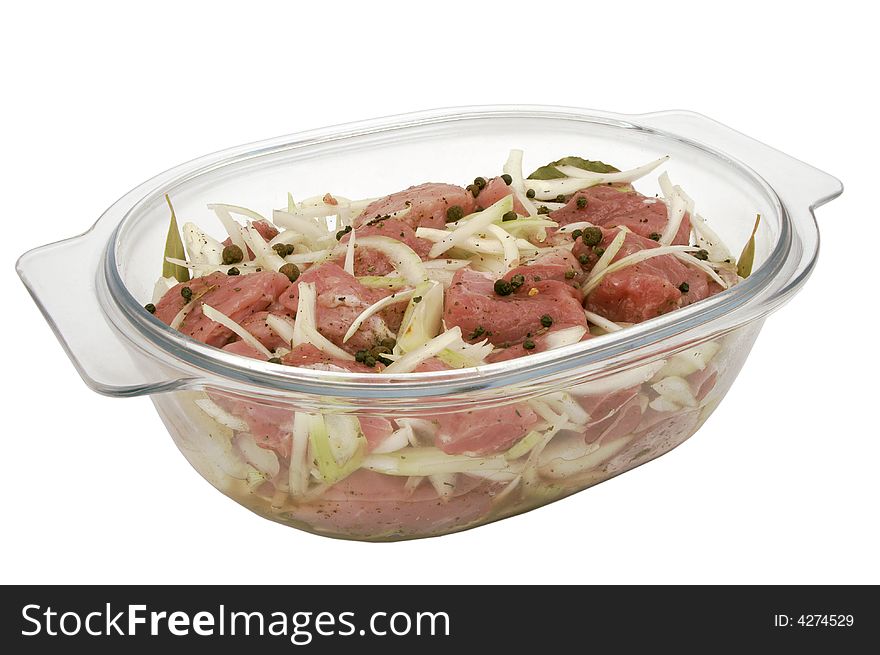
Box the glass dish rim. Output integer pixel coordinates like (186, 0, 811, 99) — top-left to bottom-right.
(101, 105, 801, 397)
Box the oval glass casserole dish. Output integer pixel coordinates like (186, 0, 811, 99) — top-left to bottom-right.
(17, 106, 842, 541)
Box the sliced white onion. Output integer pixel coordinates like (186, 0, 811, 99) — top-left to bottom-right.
(271, 208, 334, 240)
(343, 228, 356, 275)
(201, 303, 272, 358)
(584, 311, 623, 333)
(569, 360, 667, 397)
(486, 224, 520, 269)
(371, 424, 414, 454)
(169, 298, 197, 330)
(672, 252, 730, 289)
(651, 375, 698, 407)
(583, 244, 699, 295)
(288, 412, 311, 497)
(427, 195, 514, 258)
(586, 227, 628, 284)
(195, 398, 249, 431)
(544, 325, 588, 350)
(234, 433, 281, 477)
(503, 149, 539, 216)
(354, 236, 427, 286)
(556, 221, 596, 234)
(208, 204, 248, 254)
(182, 222, 224, 275)
(691, 213, 734, 264)
(382, 327, 463, 373)
(525, 155, 670, 201)
(659, 188, 688, 246)
(343, 288, 415, 344)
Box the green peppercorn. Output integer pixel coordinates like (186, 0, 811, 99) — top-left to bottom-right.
(536, 205, 550, 215)
(279, 263, 300, 282)
(364, 355, 377, 367)
(554, 194, 566, 203)
(502, 210, 518, 222)
(523, 339, 536, 350)
(469, 326, 486, 340)
(581, 226, 603, 247)
(144, 303, 156, 314)
(565, 269, 576, 279)
(413, 296, 422, 304)
(355, 350, 367, 363)
(509, 274, 525, 289)
(227, 267, 240, 276)
(578, 254, 589, 266)
(571, 229, 583, 240)
(693, 249, 709, 261)
(540, 314, 553, 328)
(466, 184, 481, 197)
(594, 247, 605, 257)
(335, 226, 352, 240)
(501, 173, 512, 185)
(446, 205, 464, 222)
(649, 232, 661, 241)
(678, 282, 690, 293)
(267, 357, 283, 364)
(273, 243, 295, 257)
(180, 286, 193, 301)
(494, 279, 514, 296)
(576, 196, 588, 209)
(222, 244, 244, 265)
(474, 176, 487, 189)
(526, 189, 536, 199)
(380, 337, 396, 349)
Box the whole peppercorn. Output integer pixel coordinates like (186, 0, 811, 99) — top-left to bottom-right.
(578, 254, 589, 266)
(576, 196, 588, 209)
(180, 286, 193, 301)
(593, 247, 605, 257)
(540, 314, 553, 328)
(222, 244, 244, 265)
(501, 173, 513, 185)
(678, 282, 690, 293)
(446, 205, 464, 222)
(267, 357, 283, 364)
(144, 303, 156, 314)
(536, 205, 550, 215)
(581, 226, 603, 247)
(509, 274, 525, 289)
(525, 189, 536, 199)
(227, 267, 240, 276)
(502, 210, 518, 222)
(473, 176, 487, 190)
(335, 226, 352, 241)
(279, 263, 300, 282)
(273, 243, 295, 257)
(523, 339, 536, 350)
(494, 279, 514, 296)
(649, 232, 662, 241)
(693, 249, 709, 261)
(571, 229, 583, 240)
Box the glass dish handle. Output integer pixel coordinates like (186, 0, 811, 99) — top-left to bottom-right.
(636, 110, 843, 210)
(637, 110, 842, 285)
(17, 227, 190, 397)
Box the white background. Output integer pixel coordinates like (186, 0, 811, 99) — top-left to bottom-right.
(3, 0, 877, 585)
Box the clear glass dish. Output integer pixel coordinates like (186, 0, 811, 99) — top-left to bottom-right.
(17, 106, 842, 540)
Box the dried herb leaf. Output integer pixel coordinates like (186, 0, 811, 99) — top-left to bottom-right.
(162, 194, 190, 283)
(528, 156, 620, 180)
(737, 214, 761, 279)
